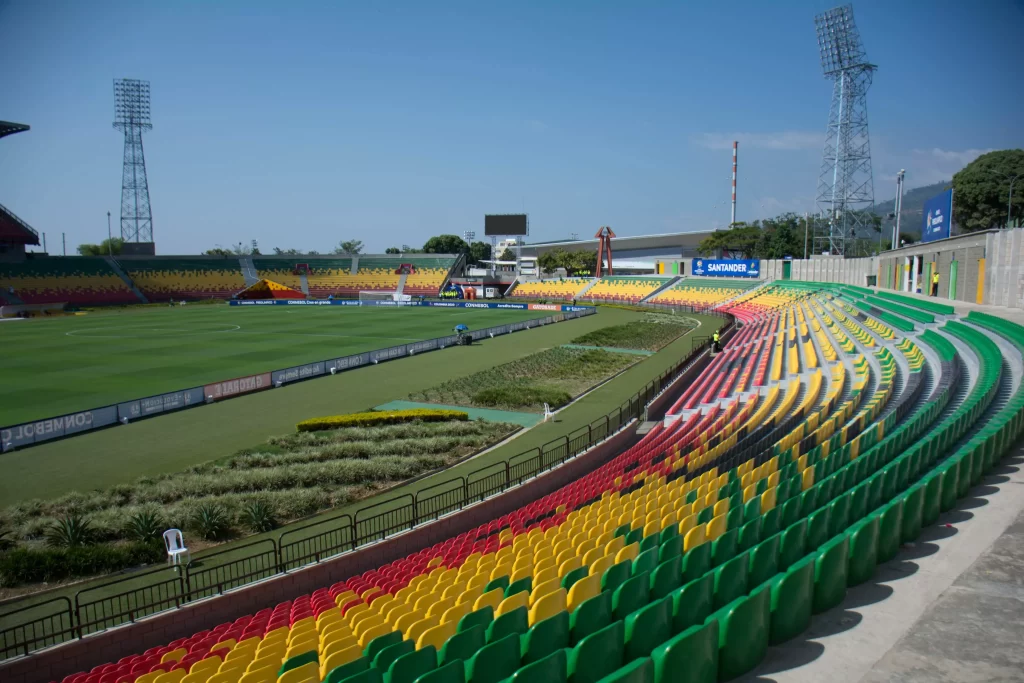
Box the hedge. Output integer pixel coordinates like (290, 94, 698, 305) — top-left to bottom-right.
(296, 408, 470, 432)
(0, 541, 164, 587)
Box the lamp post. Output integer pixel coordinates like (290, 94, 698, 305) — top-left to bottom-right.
(107, 211, 113, 256)
(987, 170, 1021, 229)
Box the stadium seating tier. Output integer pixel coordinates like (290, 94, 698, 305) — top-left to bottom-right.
(0, 257, 138, 305)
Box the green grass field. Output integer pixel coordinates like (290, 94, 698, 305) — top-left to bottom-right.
(0, 304, 548, 425)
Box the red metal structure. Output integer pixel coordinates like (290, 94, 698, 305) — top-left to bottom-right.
(594, 226, 615, 277)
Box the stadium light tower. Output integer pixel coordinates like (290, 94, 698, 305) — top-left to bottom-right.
(813, 5, 876, 257)
(113, 79, 154, 244)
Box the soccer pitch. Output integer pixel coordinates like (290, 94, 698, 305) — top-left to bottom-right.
(0, 304, 549, 425)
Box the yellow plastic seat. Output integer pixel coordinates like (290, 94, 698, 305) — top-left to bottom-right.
(161, 648, 188, 664)
(473, 588, 504, 613)
(190, 657, 223, 674)
(529, 589, 567, 626)
(154, 670, 186, 683)
(417, 620, 457, 651)
(319, 643, 362, 678)
(358, 622, 395, 649)
(495, 591, 529, 617)
(277, 662, 320, 683)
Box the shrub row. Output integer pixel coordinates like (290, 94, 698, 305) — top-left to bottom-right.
(296, 409, 469, 432)
(0, 541, 164, 587)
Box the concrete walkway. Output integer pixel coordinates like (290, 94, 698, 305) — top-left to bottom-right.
(882, 289, 1024, 326)
(737, 443, 1024, 683)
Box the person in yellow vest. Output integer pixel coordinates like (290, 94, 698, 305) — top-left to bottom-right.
(931, 271, 940, 296)
(712, 331, 720, 353)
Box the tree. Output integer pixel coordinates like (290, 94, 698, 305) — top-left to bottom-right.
(537, 248, 565, 275)
(77, 237, 124, 256)
(273, 247, 302, 255)
(697, 223, 761, 258)
(468, 241, 491, 265)
(334, 240, 364, 255)
(204, 247, 234, 257)
(952, 149, 1024, 231)
(422, 234, 469, 255)
(385, 247, 401, 254)
(898, 232, 916, 246)
(498, 248, 516, 261)
(563, 249, 597, 275)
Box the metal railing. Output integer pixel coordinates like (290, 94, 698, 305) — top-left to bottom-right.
(0, 310, 731, 662)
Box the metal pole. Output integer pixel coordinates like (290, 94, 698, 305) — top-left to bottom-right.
(43, 233, 47, 253)
(892, 170, 904, 250)
(63, 233, 66, 256)
(107, 211, 113, 256)
(803, 212, 809, 259)
(731, 141, 738, 226)
(1008, 177, 1018, 229)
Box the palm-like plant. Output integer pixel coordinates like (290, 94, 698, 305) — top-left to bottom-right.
(45, 514, 95, 548)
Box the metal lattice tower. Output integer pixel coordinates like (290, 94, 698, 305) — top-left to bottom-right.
(113, 79, 153, 243)
(813, 5, 875, 257)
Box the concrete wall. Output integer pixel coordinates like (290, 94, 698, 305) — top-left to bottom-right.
(759, 256, 878, 286)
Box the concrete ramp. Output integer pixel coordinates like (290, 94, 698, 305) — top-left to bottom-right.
(105, 257, 148, 303)
(239, 257, 259, 286)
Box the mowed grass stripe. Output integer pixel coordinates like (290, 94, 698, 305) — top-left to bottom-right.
(0, 308, 640, 507)
(0, 305, 547, 425)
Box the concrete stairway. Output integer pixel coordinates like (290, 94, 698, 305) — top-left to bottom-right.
(640, 276, 682, 302)
(104, 257, 148, 303)
(239, 257, 260, 286)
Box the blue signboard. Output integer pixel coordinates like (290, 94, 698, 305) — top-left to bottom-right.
(922, 189, 952, 242)
(690, 259, 760, 278)
(228, 299, 594, 312)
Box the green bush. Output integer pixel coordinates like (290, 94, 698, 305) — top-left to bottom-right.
(0, 542, 164, 587)
(571, 320, 694, 351)
(124, 509, 165, 543)
(0, 526, 14, 551)
(193, 503, 232, 540)
(242, 500, 277, 533)
(45, 514, 96, 548)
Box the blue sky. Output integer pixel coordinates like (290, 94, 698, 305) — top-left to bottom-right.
(1, 0, 1021, 255)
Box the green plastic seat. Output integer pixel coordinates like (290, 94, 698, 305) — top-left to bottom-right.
(487, 606, 529, 643)
(681, 543, 711, 584)
(500, 649, 566, 683)
(697, 507, 713, 526)
(326, 657, 370, 683)
(439, 625, 485, 667)
(670, 572, 714, 634)
(337, 669, 383, 683)
(280, 650, 318, 676)
(596, 658, 654, 683)
(459, 607, 494, 634)
(389, 645, 437, 683)
(875, 496, 903, 563)
(657, 535, 682, 563)
(900, 486, 925, 544)
(486, 576, 510, 594)
(567, 620, 624, 683)
(465, 633, 521, 683)
(828, 492, 851, 539)
(601, 561, 632, 594)
(649, 556, 682, 600)
(780, 497, 801, 529)
(760, 506, 780, 539)
(707, 585, 770, 681)
(632, 548, 659, 578)
(570, 591, 613, 646)
(639, 533, 660, 554)
(521, 610, 570, 664)
(712, 551, 749, 610)
(768, 556, 814, 644)
(505, 576, 533, 599)
(798, 488, 818, 519)
(744, 497, 761, 523)
(650, 620, 718, 683)
(737, 517, 761, 552)
(624, 593, 673, 660)
(847, 516, 879, 586)
(562, 566, 590, 593)
(848, 483, 868, 522)
(747, 535, 780, 590)
(658, 524, 678, 545)
(373, 641, 415, 676)
(805, 506, 831, 552)
(812, 535, 849, 614)
(625, 528, 644, 546)
(612, 571, 651, 621)
(414, 660, 465, 683)
(710, 528, 737, 568)
(922, 474, 942, 526)
(366, 630, 404, 661)
(725, 506, 743, 531)
(613, 524, 632, 539)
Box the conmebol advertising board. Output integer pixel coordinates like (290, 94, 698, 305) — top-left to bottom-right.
(922, 189, 953, 243)
(690, 259, 760, 278)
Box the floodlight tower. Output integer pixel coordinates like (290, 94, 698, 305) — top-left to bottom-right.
(113, 79, 154, 244)
(813, 5, 876, 257)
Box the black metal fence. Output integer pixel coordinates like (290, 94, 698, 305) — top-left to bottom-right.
(0, 310, 730, 662)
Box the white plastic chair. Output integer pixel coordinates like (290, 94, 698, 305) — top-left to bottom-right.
(543, 403, 556, 422)
(163, 529, 190, 566)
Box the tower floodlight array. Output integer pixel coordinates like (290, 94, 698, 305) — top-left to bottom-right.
(813, 5, 875, 257)
(113, 78, 154, 244)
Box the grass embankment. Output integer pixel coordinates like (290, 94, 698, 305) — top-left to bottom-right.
(409, 347, 636, 411)
(570, 314, 698, 351)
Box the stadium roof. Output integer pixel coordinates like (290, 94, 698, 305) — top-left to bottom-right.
(521, 230, 714, 257)
(0, 120, 30, 140)
(0, 202, 40, 245)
